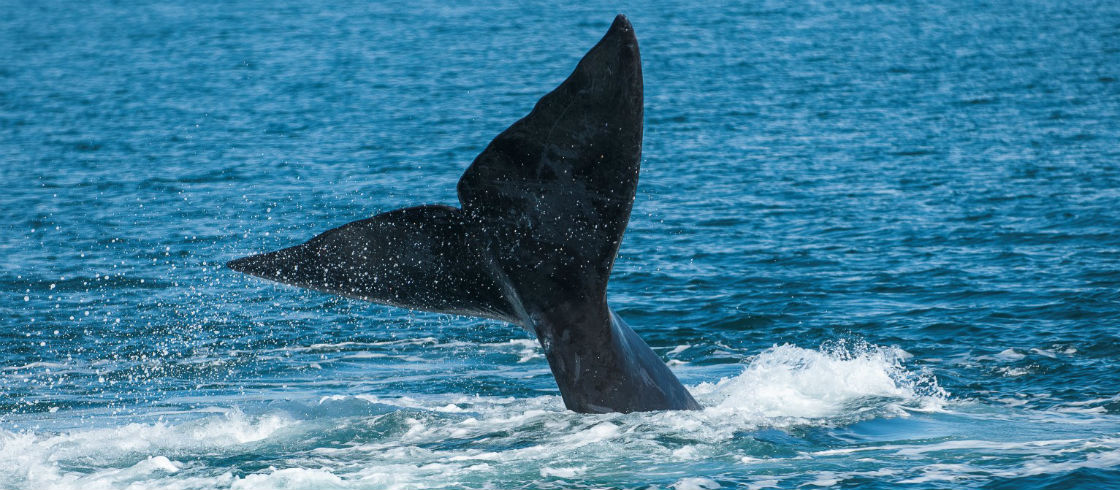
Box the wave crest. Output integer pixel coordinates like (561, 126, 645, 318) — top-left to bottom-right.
(693, 341, 948, 422)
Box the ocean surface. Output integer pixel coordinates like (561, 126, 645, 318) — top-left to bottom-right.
(2, 0, 1119, 488)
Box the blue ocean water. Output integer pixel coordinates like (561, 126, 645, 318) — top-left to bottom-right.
(2, 0, 1119, 488)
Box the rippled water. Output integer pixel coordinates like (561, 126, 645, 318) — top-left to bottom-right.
(3, 0, 1119, 488)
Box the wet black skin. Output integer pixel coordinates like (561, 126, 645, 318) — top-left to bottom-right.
(227, 15, 701, 413)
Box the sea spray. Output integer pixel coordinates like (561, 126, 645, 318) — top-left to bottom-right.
(694, 341, 948, 422)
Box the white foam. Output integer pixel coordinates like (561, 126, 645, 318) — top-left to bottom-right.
(144, 456, 180, 473)
(745, 479, 782, 489)
(693, 342, 946, 421)
(0, 409, 296, 489)
(672, 477, 722, 490)
(16, 342, 1120, 490)
(803, 471, 840, 487)
(996, 366, 1031, 377)
(562, 422, 620, 447)
(232, 468, 345, 490)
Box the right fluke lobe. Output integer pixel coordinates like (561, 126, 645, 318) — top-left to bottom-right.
(456, 14, 644, 312)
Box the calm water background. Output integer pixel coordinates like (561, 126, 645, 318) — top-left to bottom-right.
(2, 0, 1120, 488)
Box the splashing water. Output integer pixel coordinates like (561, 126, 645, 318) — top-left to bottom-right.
(1, 342, 959, 490)
(4, 0, 1120, 488)
(697, 342, 946, 421)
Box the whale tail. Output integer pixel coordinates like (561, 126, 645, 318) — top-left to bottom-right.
(228, 15, 642, 330)
(228, 16, 698, 413)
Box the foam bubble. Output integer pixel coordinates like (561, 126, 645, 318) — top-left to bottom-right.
(0, 409, 296, 489)
(231, 468, 344, 490)
(693, 342, 947, 422)
(672, 477, 722, 490)
(563, 422, 619, 446)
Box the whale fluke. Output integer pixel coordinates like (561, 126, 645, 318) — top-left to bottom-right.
(228, 15, 700, 413)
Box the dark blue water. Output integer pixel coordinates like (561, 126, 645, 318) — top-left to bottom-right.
(3, 1, 1120, 488)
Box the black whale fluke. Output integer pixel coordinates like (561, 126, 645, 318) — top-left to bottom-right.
(228, 15, 700, 413)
